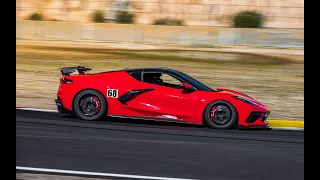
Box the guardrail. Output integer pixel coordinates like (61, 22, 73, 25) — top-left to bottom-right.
(16, 20, 304, 48)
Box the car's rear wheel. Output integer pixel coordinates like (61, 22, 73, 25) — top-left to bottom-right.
(204, 100, 237, 129)
(73, 89, 107, 121)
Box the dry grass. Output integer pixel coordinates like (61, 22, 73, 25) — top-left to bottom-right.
(16, 44, 304, 120)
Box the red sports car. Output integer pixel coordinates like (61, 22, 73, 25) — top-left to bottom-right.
(55, 66, 271, 130)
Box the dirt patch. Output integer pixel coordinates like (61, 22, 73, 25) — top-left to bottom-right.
(16, 44, 304, 120)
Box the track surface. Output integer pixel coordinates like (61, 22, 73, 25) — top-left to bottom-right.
(16, 110, 304, 180)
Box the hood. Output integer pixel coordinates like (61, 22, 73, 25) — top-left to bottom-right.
(217, 88, 265, 107)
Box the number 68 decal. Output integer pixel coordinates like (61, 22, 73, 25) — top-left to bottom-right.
(107, 89, 118, 98)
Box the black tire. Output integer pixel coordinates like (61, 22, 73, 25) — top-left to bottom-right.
(73, 89, 107, 121)
(203, 100, 238, 129)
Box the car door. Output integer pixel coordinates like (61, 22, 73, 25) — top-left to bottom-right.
(123, 71, 203, 123)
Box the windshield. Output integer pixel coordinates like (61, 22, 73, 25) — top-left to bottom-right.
(171, 70, 217, 92)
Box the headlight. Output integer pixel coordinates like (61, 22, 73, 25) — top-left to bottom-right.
(232, 96, 258, 106)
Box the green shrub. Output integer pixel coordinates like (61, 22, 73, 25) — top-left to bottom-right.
(29, 13, 43, 21)
(233, 11, 263, 28)
(153, 18, 184, 26)
(92, 10, 105, 23)
(115, 11, 135, 24)
(153, 19, 168, 25)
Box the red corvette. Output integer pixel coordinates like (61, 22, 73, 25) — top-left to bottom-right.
(55, 66, 271, 129)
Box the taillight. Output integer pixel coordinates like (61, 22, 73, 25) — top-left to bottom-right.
(60, 78, 73, 84)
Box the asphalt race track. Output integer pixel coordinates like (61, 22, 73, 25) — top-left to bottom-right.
(16, 109, 304, 180)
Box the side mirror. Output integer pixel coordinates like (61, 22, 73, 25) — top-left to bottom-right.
(181, 82, 194, 90)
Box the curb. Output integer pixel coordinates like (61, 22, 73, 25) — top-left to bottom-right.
(267, 120, 304, 129)
(16, 107, 304, 131)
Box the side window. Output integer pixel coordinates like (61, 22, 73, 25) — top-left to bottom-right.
(161, 74, 182, 87)
(128, 70, 142, 81)
(143, 72, 183, 89)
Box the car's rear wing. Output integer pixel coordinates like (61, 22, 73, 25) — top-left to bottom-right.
(59, 66, 92, 76)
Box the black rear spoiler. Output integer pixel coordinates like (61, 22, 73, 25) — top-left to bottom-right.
(59, 66, 92, 76)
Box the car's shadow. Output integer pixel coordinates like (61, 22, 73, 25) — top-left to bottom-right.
(62, 115, 273, 131)
(107, 116, 204, 128)
(64, 114, 208, 129)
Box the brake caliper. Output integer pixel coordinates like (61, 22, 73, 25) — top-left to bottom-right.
(93, 96, 101, 111)
(210, 106, 217, 121)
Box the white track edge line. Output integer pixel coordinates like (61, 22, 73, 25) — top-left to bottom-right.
(16, 107, 304, 131)
(16, 107, 58, 113)
(16, 166, 196, 180)
(272, 127, 304, 131)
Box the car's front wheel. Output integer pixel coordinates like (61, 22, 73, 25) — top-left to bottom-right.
(73, 89, 107, 121)
(204, 100, 238, 129)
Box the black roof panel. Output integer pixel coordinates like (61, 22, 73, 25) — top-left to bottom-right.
(124, 67, 175, 73)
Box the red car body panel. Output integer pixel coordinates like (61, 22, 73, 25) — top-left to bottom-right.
(56, 67, 271, 129)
